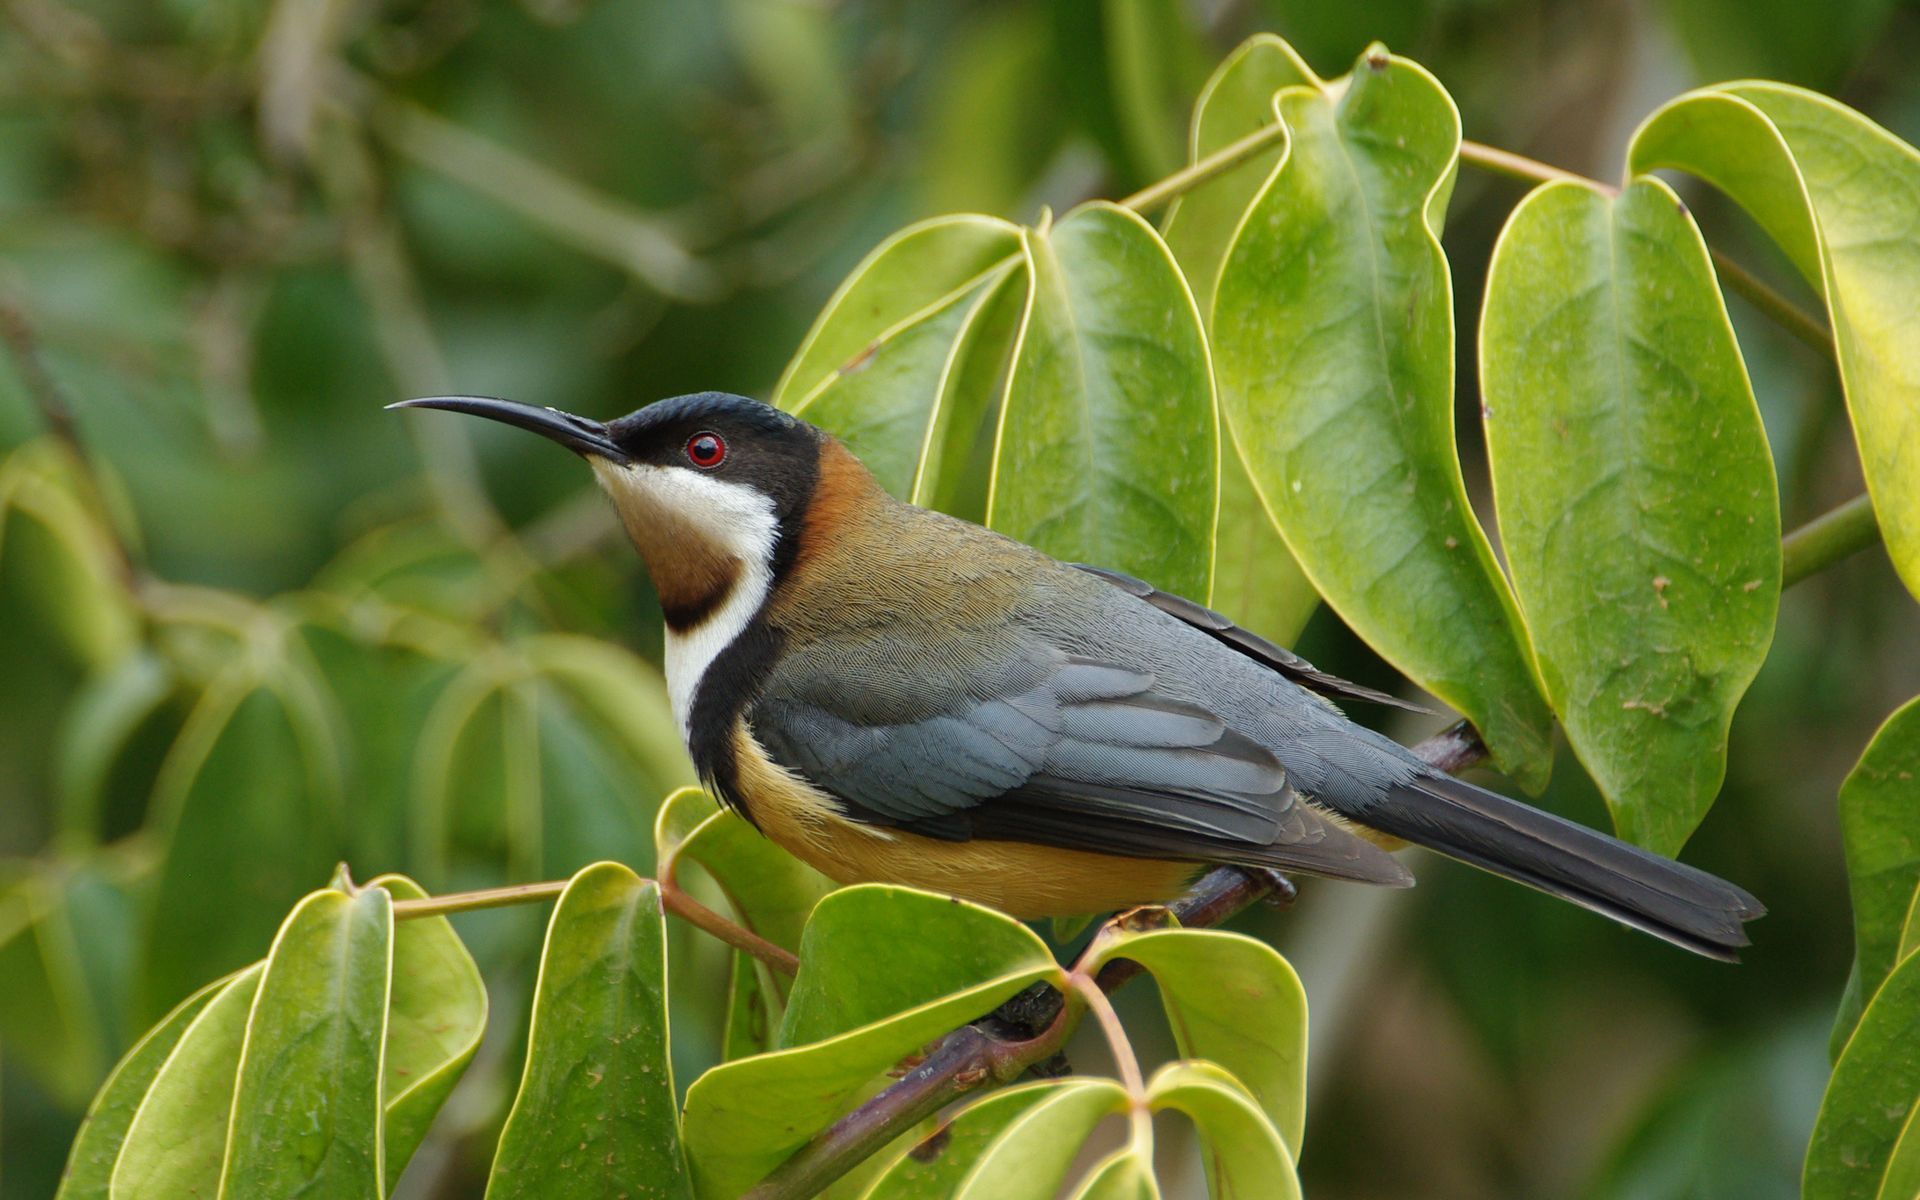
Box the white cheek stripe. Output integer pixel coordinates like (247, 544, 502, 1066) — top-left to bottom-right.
(589, 459, 780, 740)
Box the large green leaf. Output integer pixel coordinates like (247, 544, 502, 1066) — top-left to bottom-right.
(856, 1082, 1059, 1200)
(1479, 176, 1780, 853)
(371, 874, 486, 1188)
(1631, 84, 1920, 601)
(990, 201, 1217, 598)
(1161, 34, 1322, 646)
(109, 964, 263, 1199)
(1806, 947, 1920, 1200)
(952, 1079, 1130, 1200)
(485, 862, 691, 1200)
(682, 886, 1064, 1199)
(56, 976, 226, 1199)
(139, 673, 341, 1021)
(1211, 44, 1553, 789)
(773, 215, 1024, 498)
(1087, 926, 1308, 1155)
(221, 887, 393, 1198)
(1833, 697, 1920, 1047)
(1147, 1062, 1300, 1200)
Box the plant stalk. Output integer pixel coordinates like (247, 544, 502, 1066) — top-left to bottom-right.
(1783, 493, 1880, 586)
(1118, 121, 1289, 214)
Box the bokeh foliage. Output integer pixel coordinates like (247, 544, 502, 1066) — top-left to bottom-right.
(2, 2, 1918, 1198)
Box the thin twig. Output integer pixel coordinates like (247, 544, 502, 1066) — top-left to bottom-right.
(742, 722, 1487, 1200)
(1118, 121, 1290, 214)
(1457, 139, 1833, 356)
(1783, 493, 1880, 586)
(388, 873, 800, 976)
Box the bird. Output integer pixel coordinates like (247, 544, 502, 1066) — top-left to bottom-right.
(392, 391, 1764, 960)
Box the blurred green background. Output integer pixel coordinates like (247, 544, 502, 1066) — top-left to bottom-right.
(2, 0, 1917, 1196)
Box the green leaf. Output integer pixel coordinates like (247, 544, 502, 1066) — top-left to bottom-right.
(369, 874, 486, 1189)
(778, 886, 1060, 1047)
(910, 265, 1030, 522)
(683, 886, 1063, 1199)
(856, 1082, 1059, 1200)
(1479, 176, 1780, 853)
(0, 873, 107, 1105)
(139, 676, 342, 1020)
(0, 442, 139, 670)
(674, 807, 835, 959)
(990, 201, 1217, 598)
(1160, 36, 1323, 646)
(1087, 926, 1308, 1154)
(220, 887, 393, 1198)
(1066, 1148, 1159, 1200)
(1806, 948, 1920, 1200)
(952, 1079, 1130, 1200)
(485, 862, 691, 1200)
(1147, 1061, 1301, 1200)
(1880, 1097, 1920, 1200)
(55, 650, 176, 847)
(110, 964, 263, 1199)
(56, 976, 226, 1199)
(1631, 84, 1920, 602)
(1833, 697, 1920, 1047)
(1211, 45, 1553, 790)
(1161, 34, 1316, 313)
(773, 215, 1023, 498)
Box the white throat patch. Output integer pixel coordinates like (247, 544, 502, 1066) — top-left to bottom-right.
(588, 458, 779, 738)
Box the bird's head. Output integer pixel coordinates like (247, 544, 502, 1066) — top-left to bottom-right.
(391, 392, 843, 631)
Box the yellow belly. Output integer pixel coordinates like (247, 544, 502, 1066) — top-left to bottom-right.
(728, 724, 1202, 919)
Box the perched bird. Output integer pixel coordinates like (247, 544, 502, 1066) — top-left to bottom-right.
(393, 391, 1764, 959)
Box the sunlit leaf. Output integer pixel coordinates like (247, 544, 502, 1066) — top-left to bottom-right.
(372, 874, 486, 1188)
(910, 265, 1029, 522)
(1067, 1147, 1159, 1200)
(1147, 1061, 1300, 1200)
(1211, 43, 1554, 789)
(991, 201, 1217, 598)
(773, 215, 1024, 497)
(1632, 84, 1920, 601)
(1480, 176, 1780, 853)
(1832, 697, 1920, 1048)
(486, 862, 691, 1199)
(683, 886, 1064, 1199)
(138, 674, 342, 1020)
(56, 976, 226, 1200)
(220, 887, 392, 1198)
(952, 1080, 1129, 1200)
(857, 1082, 1059, 1200)
(1806, 948, 1920, 1200)
(109, 964, 263, 1199)
(1087, 926, 1307, 1154)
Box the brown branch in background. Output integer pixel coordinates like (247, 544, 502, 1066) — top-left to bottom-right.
(742, 720, 1488, 1200)
(0, 296, 142, 591)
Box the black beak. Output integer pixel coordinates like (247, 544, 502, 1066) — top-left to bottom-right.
(387, 396, 628, 463)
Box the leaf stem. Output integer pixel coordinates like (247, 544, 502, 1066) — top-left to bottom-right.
(741, 722, 1487, 1200)
(389, 874, 801, 976)
(1783, 493, 1880, 587)
(1118, 121, 1290, 215)
(1456, 139, 1833, 355)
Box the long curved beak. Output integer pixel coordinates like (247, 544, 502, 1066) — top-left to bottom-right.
(388, 396, 628, 463)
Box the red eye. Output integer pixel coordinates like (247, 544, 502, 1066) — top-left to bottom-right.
(686, 432, 727, 468)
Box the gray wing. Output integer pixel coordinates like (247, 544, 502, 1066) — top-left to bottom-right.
(1070, 564, 1431, 714)
(751, 639, 1409, 886)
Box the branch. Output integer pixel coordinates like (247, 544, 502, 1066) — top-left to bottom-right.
(388, 873, 800, 977)
(742, 721, 1488, 1200)
(1783, 493, 1880, 586)
(1456, 140, 1833, 355)
(1119, 121, 1289, 215)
